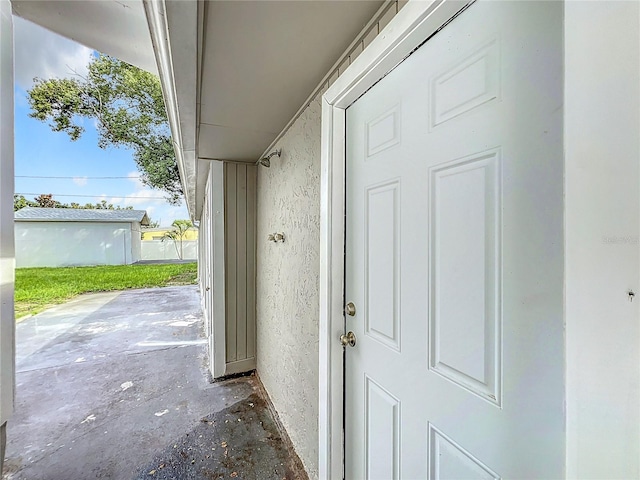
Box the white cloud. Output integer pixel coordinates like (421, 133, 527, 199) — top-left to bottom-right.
(72, 176, 88, 186)
(127, 171, 144, 188)
(13, 16, 93, 89)
(162, 207, 187, 226)
(108, 172, 188, 226)
(118, 187, 164, 207)
(145, 206, 156, 218)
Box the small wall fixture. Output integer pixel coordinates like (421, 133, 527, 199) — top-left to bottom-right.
(257, 149, 281, 168)
(268, 232, 285, 243)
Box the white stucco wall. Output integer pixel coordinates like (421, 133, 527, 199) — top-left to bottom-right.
(15, 221, 134, 267)
(565, 2, 640, 478)
(257, 98, 322, 480)
(253, 4, 407, 477)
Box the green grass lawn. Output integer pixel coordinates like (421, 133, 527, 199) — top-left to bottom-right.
(15, 262, 197, 319)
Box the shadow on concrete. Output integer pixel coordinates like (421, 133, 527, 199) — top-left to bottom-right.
(134, 388, 306, 480)
(2, 286, 307, 480)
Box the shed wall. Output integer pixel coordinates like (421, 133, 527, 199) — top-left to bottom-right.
(131, 221, 142, 262)
(15, 221, 133, 267)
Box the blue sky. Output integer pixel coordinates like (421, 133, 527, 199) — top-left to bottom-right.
(13, 17, 189, 227)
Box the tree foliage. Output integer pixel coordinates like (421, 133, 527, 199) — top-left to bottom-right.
(13, 195, 33, 211)
(14, 194, 134, 212)
(27, 54, 182, 204)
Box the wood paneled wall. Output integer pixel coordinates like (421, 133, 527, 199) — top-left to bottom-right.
(224, 163, 257, 374)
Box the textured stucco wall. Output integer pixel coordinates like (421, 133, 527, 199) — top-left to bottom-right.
(256, 98, 321, 480)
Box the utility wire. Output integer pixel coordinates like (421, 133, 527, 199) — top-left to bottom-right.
(16, 175, 140, 179)
(15, 192, 167, 200)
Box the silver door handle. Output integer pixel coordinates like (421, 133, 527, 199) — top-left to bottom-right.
(340, 331, 356, 348)
(345, 302, 356, 316)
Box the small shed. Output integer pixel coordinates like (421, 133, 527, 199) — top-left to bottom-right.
(15, 207, 150, 267)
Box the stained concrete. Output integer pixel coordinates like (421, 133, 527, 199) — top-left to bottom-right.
(2, 286, 307, 480)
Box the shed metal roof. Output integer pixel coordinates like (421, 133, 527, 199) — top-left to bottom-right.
(15, 207, 150, 225)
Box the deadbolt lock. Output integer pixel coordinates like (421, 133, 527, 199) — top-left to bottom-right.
(345, 302, 356, 316)
(340, 331, 356, 348)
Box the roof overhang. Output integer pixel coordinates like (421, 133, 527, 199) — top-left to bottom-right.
(11, 0, 157, 74)
(12, 0, 385, 220)
(147, 0, 384, 219)
(144, 0, 199, 221)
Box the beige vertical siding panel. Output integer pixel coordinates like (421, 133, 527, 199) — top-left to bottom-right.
(397, 0, 409, 12)
(246, 166, 257, 360)
(350, 41, 364, 63)
(327, 69, 339, 87)
(236, 164, 248, 360)
(338, 56, 350, 76)
(225, 164, 238, 363)
(363, 26, 378, 50)
(318, 81, 329, 98)
(378, 2, 396, 32)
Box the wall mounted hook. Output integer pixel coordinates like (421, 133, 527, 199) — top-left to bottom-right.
(268, 232, 285, 243)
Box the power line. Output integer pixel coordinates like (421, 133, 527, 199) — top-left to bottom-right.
(16, 175, 140, 179)
(15, 192, 167, 200)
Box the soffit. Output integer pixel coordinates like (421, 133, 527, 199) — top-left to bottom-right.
(11, 0, 156, 74)
(198, 0, 384, 162)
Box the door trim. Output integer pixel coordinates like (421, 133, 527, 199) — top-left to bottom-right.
(209, 161, 227, 379)
(318, 1, 471, 477)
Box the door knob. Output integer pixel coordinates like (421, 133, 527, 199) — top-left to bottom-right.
(345, 302, 356, 316)
(340, 331, 356, 348)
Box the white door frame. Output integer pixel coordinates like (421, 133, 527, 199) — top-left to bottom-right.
(318, 1, 471, 478)
(208, 161, 227, 379)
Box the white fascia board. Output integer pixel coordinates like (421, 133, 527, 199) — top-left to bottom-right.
(143, 0, 198, 221)
(195, 157, 211, 220)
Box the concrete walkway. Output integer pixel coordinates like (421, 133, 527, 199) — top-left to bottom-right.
(2, 286, 306, 480)
(133, 260, 195, 265)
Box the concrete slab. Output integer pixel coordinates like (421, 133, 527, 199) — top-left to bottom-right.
(2, 286, 307, 480)
(133, 260, 194, 265)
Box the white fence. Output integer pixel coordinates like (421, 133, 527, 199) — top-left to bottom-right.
(140, 240, 198, 261)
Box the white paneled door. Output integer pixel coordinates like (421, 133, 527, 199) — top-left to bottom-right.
(344, 2, 564, 478)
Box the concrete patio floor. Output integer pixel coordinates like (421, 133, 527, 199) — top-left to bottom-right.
(2, 286, 307, 480)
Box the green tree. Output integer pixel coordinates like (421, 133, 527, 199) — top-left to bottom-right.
(27, 54, 182, 204)
(13, 194, 36, 211)
(14, 194, 135, 211)
(162, 220, 193, 260)
(33, 193, 62, 208)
